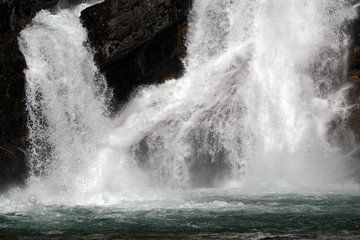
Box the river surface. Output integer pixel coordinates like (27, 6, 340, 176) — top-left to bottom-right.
(1, 191, 360, 239)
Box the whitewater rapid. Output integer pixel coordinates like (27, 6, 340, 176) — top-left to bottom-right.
(9, 0, 360, 205)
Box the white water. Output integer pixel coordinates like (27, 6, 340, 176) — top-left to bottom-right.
(11, 0, 360, 205)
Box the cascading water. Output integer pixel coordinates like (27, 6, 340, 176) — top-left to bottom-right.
(2, 1, 360, 238)
(13, 0, 360, 205)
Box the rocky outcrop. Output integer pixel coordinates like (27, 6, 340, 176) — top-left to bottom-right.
(0, 144, 26, 191)
(346, 8, 360, 143)
(349, 7, 360, 82)
(329, 7, 360, 165)
(81, 0, 191, 105)
(0, 0, 59, 35)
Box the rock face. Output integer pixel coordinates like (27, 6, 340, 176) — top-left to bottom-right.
(0, 0, 59, 34)
(349, 7, 360, 83)
(81, 0, 191, 105)
(346, 9, 360, 143)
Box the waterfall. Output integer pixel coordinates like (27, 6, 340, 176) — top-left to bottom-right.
(17, 0, 359, 204)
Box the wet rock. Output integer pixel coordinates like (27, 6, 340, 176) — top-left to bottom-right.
(0, 144, 27, 191)
(329, 7, 360, 175)
(349, 7, 360, 83)
(346, 7, 360, 142)
(81, 0, 191, 105)
(0, 0, 59, 35)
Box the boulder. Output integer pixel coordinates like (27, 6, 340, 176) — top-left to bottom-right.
(81, 0, 191, 105)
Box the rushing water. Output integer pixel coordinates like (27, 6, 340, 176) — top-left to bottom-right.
(0, 192, 360, 239)
(2, 0, 360, 238)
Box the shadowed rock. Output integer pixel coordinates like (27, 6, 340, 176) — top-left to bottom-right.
(81, 0, 191, 106)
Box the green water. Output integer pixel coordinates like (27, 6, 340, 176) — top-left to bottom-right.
(0, 192, 360, 239)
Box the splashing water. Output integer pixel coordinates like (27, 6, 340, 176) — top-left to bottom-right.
(12, 0, 360, 205)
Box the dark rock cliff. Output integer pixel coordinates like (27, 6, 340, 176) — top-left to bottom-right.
(349, 15, 360, 83)
(345, 8, 360, 145)
(81, 0, 191, 105)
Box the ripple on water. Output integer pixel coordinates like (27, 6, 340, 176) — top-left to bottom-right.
(0, 194, 359, 239)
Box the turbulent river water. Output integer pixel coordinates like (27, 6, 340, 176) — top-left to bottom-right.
(1, 0, 360, 239)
